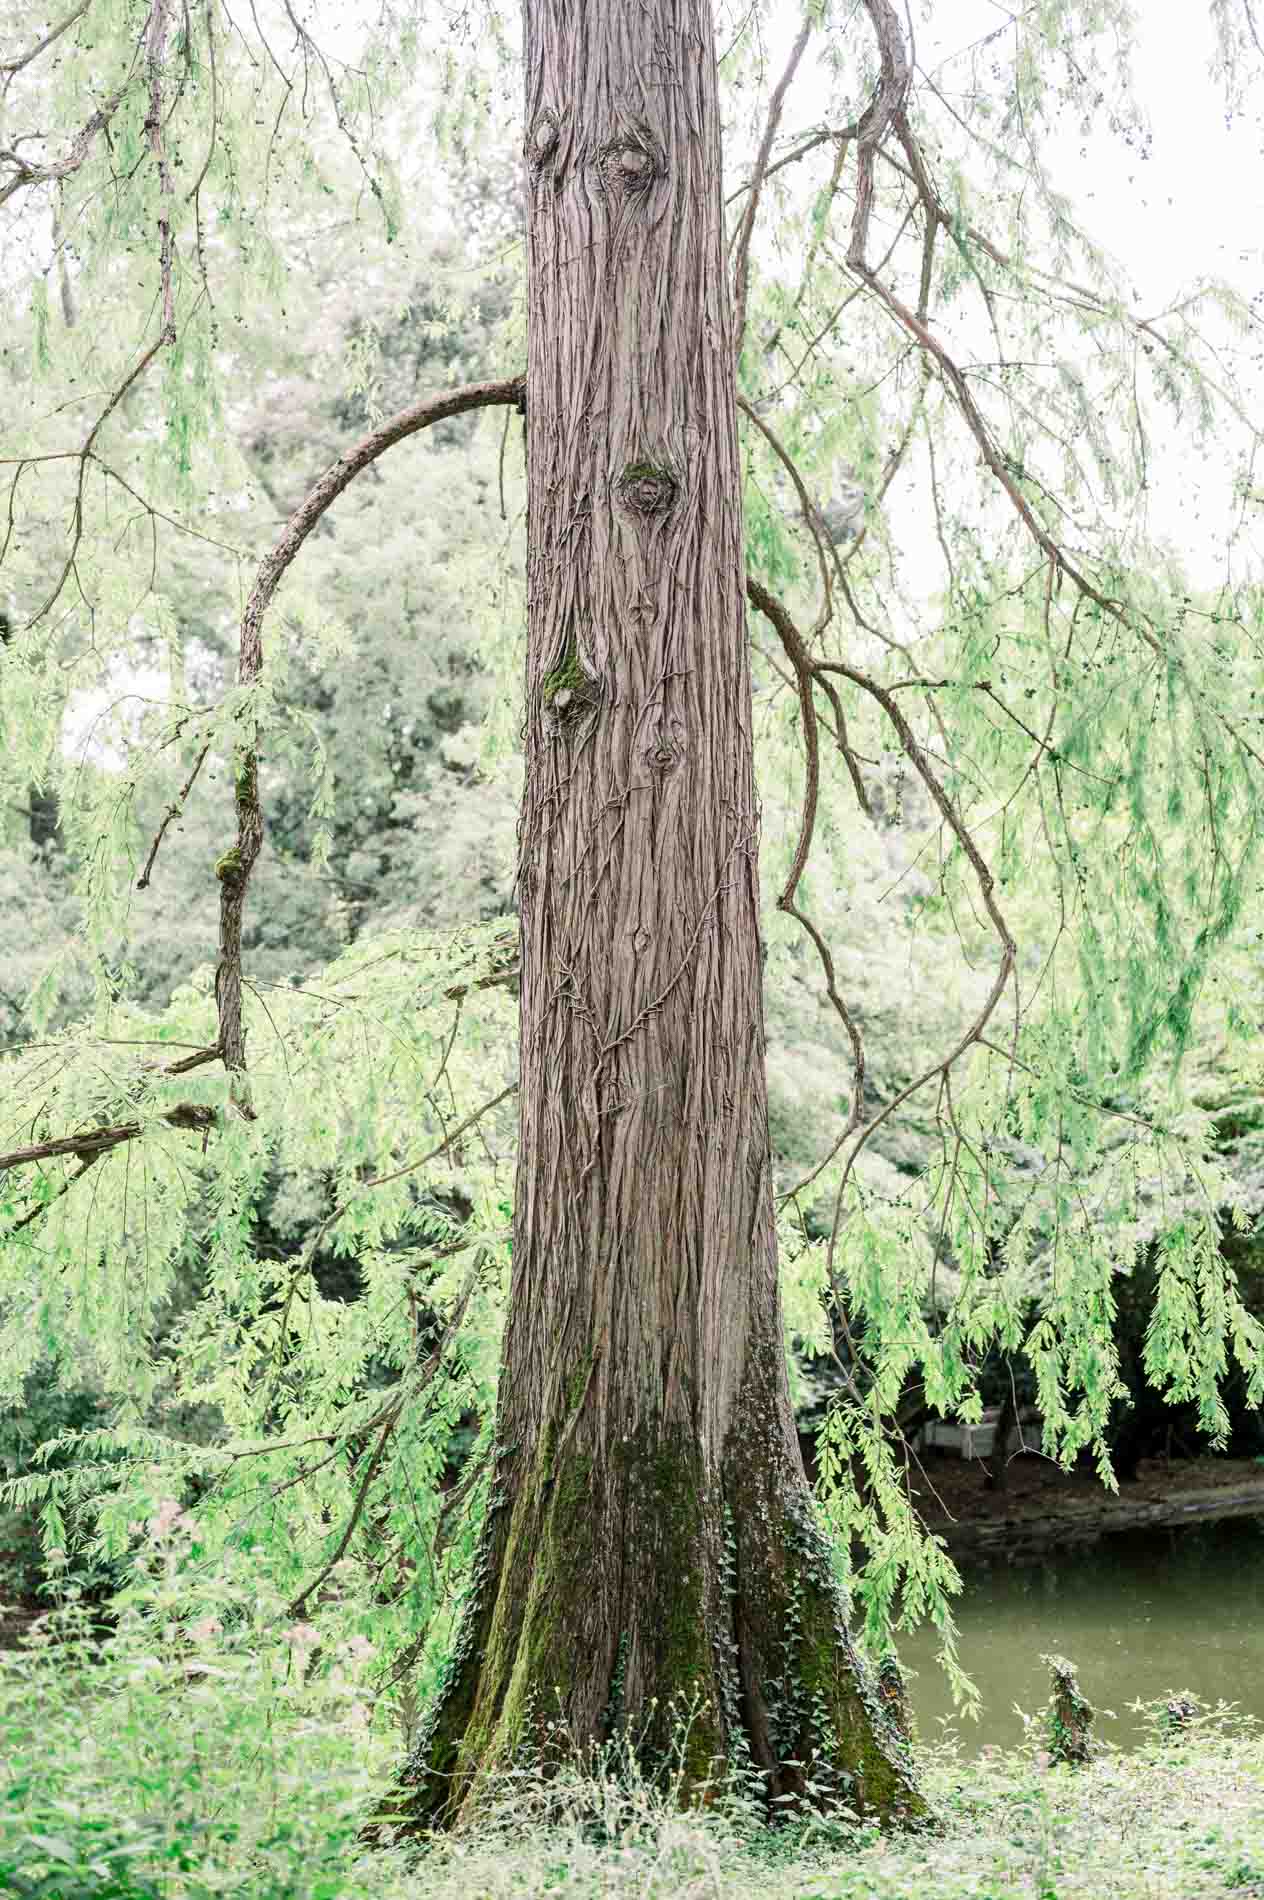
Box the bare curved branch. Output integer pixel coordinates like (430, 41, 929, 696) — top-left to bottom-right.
(746, 575, 868, 1139)
(745, 574, 1018, 1293)
(211, 375, 525, 1101)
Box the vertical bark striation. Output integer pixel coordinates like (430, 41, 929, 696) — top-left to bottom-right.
(387, 0, 924, 1830)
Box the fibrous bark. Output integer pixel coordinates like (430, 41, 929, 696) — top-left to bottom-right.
(383, 0, 924, 1831)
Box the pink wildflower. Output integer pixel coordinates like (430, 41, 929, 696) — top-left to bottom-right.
(147, 1498, 187, 1539)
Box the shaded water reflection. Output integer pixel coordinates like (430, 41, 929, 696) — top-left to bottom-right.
(899, 1514, 1264, 1751)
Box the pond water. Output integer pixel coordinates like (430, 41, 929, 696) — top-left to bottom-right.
(898, 1514, 1264, 1751)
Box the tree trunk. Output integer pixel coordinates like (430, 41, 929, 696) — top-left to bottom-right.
(0, 613, 61, 854)
(984, 1372, 1017, 1492)
(386, 0, 923, 1829)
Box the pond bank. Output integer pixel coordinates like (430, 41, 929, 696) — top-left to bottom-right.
(912, 1451, 1264, 1560)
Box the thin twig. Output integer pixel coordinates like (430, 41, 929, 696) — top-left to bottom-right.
(136, 740, 211, 888)
(730, 14, 813, 358)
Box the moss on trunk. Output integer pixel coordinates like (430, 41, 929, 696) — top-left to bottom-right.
(378, 1383, 925, 1832)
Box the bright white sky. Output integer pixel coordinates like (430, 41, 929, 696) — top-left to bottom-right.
(921, 0, 1262, 304)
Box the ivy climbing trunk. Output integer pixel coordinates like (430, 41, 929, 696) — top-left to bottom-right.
(388, 0, 923, 1829)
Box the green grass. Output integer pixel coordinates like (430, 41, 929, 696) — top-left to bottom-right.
(376, 1724, 1264, 1900)
(4, 1635, 1262, 1900)
(2, 1516, 1262, 1898)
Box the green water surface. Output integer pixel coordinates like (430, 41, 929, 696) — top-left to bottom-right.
(899, 1514, 1264, 1751)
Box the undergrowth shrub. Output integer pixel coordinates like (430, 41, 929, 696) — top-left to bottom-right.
(0, 1501, 394, 1900)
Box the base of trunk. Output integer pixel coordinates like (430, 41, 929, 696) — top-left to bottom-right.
(374, 1364, 926, 1834)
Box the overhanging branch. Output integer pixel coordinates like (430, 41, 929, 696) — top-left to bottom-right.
(0, 1101, 215, 1172)
(745, 573, 1018, 1291)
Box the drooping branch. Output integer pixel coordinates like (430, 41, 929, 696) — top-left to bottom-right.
(738, 394, 834, 634)
(232, 379, 525, 665)
(143, 0, 177, 343)
(746, 575, 868, 1151)
(0, 0, 153, 207)
(211, 376, 524, 1104)
(0, 1, 91, 83)
(0, 74, 135, 205)
(0, 1037, 220, 1234)
(256, 1083, 516, 1424)
(6, 0, 182, 632)
(735, 398, 874, 816)
(8, 368, 517, 1201)
(286, 1251, 486, 1620)
(843, 0, 1264, 797)
(815, 629, 1018, 1202)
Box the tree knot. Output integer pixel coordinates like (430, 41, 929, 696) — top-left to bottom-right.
(527, 111, 560, 172)
(618, 462, 677, 518)
(645, 734, 681, 775)
(600, 138, 657, 195)
(541, 641, 601, 727)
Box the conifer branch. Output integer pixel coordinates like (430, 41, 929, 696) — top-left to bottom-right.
(0, 1038, 220, 1235)
(143, 0, 177, 344)
(0, 2, 91, 83)
(845, 0, 1264, 801)
(286, 1254, 483, 1620)
(0, 74, 135, 205)
(0, 1101, 215, 1172)
(7, 0, 183, 632)
(0, 0, 160, 204)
